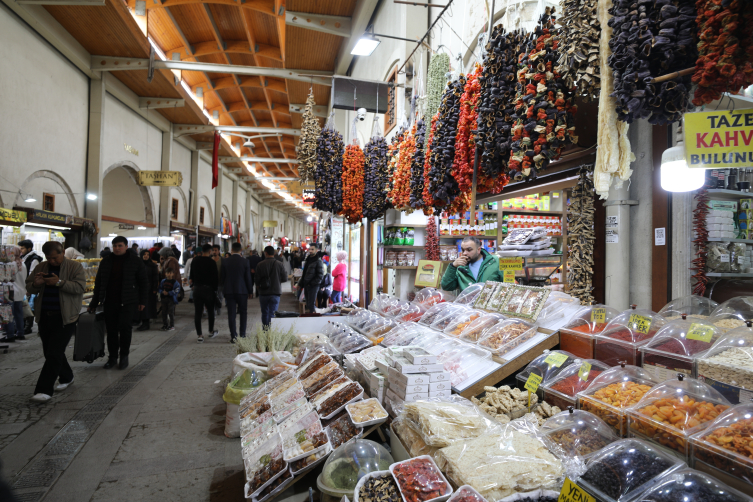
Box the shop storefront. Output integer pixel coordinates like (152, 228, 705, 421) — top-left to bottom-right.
(13, 207, 95, 254)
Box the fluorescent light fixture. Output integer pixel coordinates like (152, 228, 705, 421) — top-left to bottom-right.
(109, 233, 117, 237)
(137, 226, 147, 230)
(351, 36, 380, 56)
(87, 193, 98, 200)
(25, 222, 71, 231)
(24, 195, 36, 202)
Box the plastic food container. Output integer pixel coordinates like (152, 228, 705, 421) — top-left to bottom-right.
(289, 443, 331, 477)
(627, 375, 731, 460)
(537, 292, 581, 323)
(364, 318, 400, 342)
(516, 350, 578, 400)
(317, 382, 364, 420)
(633, 467, 751, 502)
(576, 364, 658, 437)
(353, 471, 401, 502)
(324, 412, 363, 449)
(541, 359, 611, 411)
(559, 305, 621, 359)
(317, 439, 394, 494)
(689, 402, 753, 496)
(436, 344, 494, 389)
(454, 283, 484, 305)
(477, 319, 539, 359)
(485, 283, 513, 312)
(382, 324, 432, 347)
(578, 439, 685, 502)
(446, 485, 486, 502)
(457, 313, 507, 343)
(658, 294, 718, 321)
(443, 309, 485, 337)
(244, 436, 288, 497)
(540, 407, 614, 432)
(639, 316, 722, 381)
(543, 415, 620, 460)
(395, 303, 429, 323)
(430, 305, 472, 332)
(281, 411, 328, 462)
(385, 300, 412, 318)
(346, 398, 388, 427)
(369, 294, 393, 313)
(414, 288, 454, 307)
(709, 297, 753, 333)
(390, 455, 453, 502)
(420, 303, 463, 327)
(696, 322, 753, 404)
(593, 307, 668, 366)
(251, 465, 294, 502)
(471, 281, 500, 309)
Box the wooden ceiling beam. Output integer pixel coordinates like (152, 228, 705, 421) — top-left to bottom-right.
(285, 11, 351, 37)
(135, 0, 274, 16)
(164, 40, 282, 61)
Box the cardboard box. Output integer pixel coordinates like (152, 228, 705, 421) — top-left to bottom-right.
(404, 347, 438, 365)
(393, 385, 429, 401)
(374, 358, 390, 375)
(389, 367, 430, 386)
(392, 382, 430, 394)
(370, 371, 386, 391)
(393, 357, 445, 374)
(429, 371, 452, 383)
(429, 390, 451, 398)
(429, 381, 451, 392)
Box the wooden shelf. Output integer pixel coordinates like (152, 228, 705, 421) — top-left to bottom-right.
(707, 238, 753, 243)
(380, 245, 423, 249)
(706, 189, 753, 200)
(439, 235, 497, 239)
(500, 209, 563, 215)
(706, 272, 753, 277)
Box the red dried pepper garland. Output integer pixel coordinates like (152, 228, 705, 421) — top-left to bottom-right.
(425, 216, 440, 260)
(342, 144, 365, 224)
(422, 115, 438, 214)
(453, 65, 481, 198)
(389, 124, 417, 210)
(692, 187, 710, 295)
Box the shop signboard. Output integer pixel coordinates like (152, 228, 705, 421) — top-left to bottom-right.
(414, 260, 445, 288)
(0, 207, 26, 224)
(29, 209, 67, 225)
(137, 170, 183, 186)
(302, 189, 315, 205)
(262, 220, 278, 228)
(118, 224, 135, 230)
(684, 109, 753, 168)
(498, 257, 524, 271)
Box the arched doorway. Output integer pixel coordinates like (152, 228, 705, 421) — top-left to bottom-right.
(100, 162, 156, 244)
(16, 170, 80, 216)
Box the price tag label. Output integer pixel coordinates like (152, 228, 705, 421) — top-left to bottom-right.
(590, 308, 606, 323)
(524, 373, 543, 394)
(629, 313, 652, 334)
(544, 352, 569, 367)
(503, 269, 516, 283)
(578, 361, 592, 382)
(687, 323, 715, 343)
(558, 478, 596, 502)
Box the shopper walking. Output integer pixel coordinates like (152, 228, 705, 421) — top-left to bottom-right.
(222, 242, 253, 342)
(297, 245, 324, 313)
(26, 241, 86, 402)
(331, 251, 348, 304)
(88, 236, 148, 370)
(137, 249, 159, 331)
(0, 246, 27, 343)
(19, 240, 42, 334)
(211, 244, 224, 316)
(150, 242, 164, 263)
(170, 244, 181, 261)
(255, 246, 287, 329)
(247, 250, 262, 299)
(190, 243, 219, 342)
(282, 251, 292, 277)
(158, 268, 181, 330)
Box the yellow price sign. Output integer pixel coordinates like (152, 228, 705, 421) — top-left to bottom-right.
(503, 270, 516, 283)
(629, 313, 652, 334)
(524, 373, 543, 394)
(558, 478, 596, 502)
(499, 257, 524, 271)
(686, 323, 715, 343)
(578, 361, 592, 382)
(544, 352, 569, 368)
(590, 308, 606, 323)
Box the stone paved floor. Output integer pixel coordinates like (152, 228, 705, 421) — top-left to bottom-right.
(0, 286, 303, 502)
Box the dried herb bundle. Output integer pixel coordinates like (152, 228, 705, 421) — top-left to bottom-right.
(566, 164, 595, 304)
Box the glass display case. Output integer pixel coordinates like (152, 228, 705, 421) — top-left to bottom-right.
(541, 359, 611, 411)
(658, 294, 719, 320)
(593, 306, 668, 366)
(559, 305, 621, 359)
(696, 322, 753, 404)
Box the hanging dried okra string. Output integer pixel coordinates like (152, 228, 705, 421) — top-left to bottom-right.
(296, 88, 321, 182)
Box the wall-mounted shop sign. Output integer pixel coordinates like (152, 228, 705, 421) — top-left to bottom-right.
(302, 189, 315, 204)
(118, 224, 135, 230)
(262, 220, 278, 228)
(498, 257, 524, 271)
(29, 209, 67, 225)
(0, 207, 26, 224)
(137, 171, 183, 186)
(685, 110, 753, 167)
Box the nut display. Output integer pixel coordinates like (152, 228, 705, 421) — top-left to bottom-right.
(342, 144, 366, 223)
(546, 427, 613, 457)
(697, 346, 753, 390)
(347, 398, 388, 424)
(478, 321, 537, 356)
(296, 89, 321, 182)
(358, 473, 401, 502)
(392, 457, 450, 502)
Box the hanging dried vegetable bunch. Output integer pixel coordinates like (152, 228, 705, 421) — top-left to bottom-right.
(477, 26, 522, 189)
(692, 187, 710, 295)
(363, 135, 390, 220)
(425, 53, 451, 142)
(608, 0, 697, 123)
(342, 143, 366, 223)
(452, 66, 482, 214)
(510, 9, 578, 179)
(557, 0, 600, 100)
(692, 0, 753, 105)
(427, 78, 464, 209)
(409, 120, 427, 211)
(566, 164, 596, 304)
(389, 124, 416, 210)
(313, 118, 344, 214)
(425, 216, 440, 261)
(297, 89, 321, 182)
(422, 115, 439, 212)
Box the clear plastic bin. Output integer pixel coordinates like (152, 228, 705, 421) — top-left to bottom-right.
(593, 306, 668, 366)
(414, 288, 454, 306)
(471, 281, 501, 309)
(695, 322, 753, 404)
(420, 303, 463, 327)
(658, 294, 718, 321)
(515, 350, 578, 399)
(458, 313, 507, 343)
(485, 283, 514, 312)
(443, 310, 485, 338)
(385, 299, 412, 318)
(318, 439, 394, 493)
(395, 303, 429, 323)
(436, 344, 494, 388)
(627, 375, 731, 460)
(689, 402, 753, 496)
(454, 283, 484, 305)
(543, 414, 620, 460)
(559, 305, 621, 359)
(633, 467, 752, 502)
(639, 316, 722, 381)
(369, 294, 393, 313)
(540, 407, 614, 432)
(709, 296, 753, 332)
(576, 364, 658, 437)
(477, 319, 539, 358)
(541, 359, 611, 411)
(429, 305, 473, 332)
(537, 292, 581, 323)
(381, 324, 431, 347)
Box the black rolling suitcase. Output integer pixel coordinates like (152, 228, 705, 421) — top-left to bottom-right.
(74, 307, 106, 363)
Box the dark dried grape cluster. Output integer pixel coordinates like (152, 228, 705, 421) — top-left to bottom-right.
(313, 127, 344, 213)
(363, 136, 391, 220)
(427, 78, 463, 209)
(408, 119, 427, 210)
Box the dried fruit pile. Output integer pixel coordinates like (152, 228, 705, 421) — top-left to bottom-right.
(389, 124, 416, 210)
(557, 0, 600, 100)
(313, 126, 344, 214)
(297, 89, 321, 182)
(425, 216, 440, 260)
(567, 164, 596, 304)
(409, 119, 427, 211)
(363, 136, 391, 220)
(342, 144, 365, 224)
(427, 78, 464, 209)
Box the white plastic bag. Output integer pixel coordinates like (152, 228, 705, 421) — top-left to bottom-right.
(232, 353, 267, 377)
(225, 402, 240, 438)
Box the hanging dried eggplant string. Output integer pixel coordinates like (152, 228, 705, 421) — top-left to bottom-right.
(408, 119, 427, 211)
(425, 215, 440, 260)
(692, 187, 710, 295)
(363, 117, 390, 220)
(428, 77, 464, 209)
(296, 88, 321, 182)
(566, 164, 596, 304)
(556, 0, 600, 101)
(313, 112, 344, 214)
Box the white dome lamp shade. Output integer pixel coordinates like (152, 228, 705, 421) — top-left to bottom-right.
(660, 124, 706, 192)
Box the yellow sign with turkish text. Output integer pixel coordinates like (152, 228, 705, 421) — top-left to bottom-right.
(503, 270, 516, 283)
(684, 110, 753, 168)
(558, 478, 596, 502)
(499, 257, 524, 271)
(137, 170, 183, 186)
(0, 207, 26, 224)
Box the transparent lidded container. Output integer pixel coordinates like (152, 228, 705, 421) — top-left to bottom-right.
(593, 305, 668, 366)
(381, 324, 431, 347)
(454, 283, 484, 305)
(477, 318, 539, 359)
(443, 309, 485, 338)
(457, 312, 507, 343)
(346, 309, 371, 327)
(369, 293, 393, 313)
(689, 402, 753, 496)
(414, 287, 454, 307)
(484, 282, 514, 312)
(633, 467, 752, 502)
(384, 299, 412, 318)
(542, 411, 620, 460)
(658, 294, 718, 321)
(515, 350, 578, 400)
(318, 439, 394, 492)
(540, 407, 614, 432)
(300, 336, 341, 359)
(626, 375, 731, 460)
(394, 302, 429, 323)
(576, 364, 657, 437)
(695, 322, 753, 404)
(471, 281, 501, 309)
(429, 305, 473, 332)
(436, 345, 494, 388)
(639, 316, 723, 381)
(559, 305, 621, 359)
(378, 296, 402, 316)
(363, 318, 400, 343)
(709, 296, 753, 333)
(419, 303, 462, 327)
(577, 438, 685, 502)
(537, 292, 581, 323)
(541, 359, 611, 411)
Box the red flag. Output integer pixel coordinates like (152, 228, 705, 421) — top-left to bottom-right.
(211, 131, 220, 189)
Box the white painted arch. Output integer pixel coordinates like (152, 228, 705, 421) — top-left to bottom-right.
(15, 170, 80, 216)
(102, 161, 156, 224)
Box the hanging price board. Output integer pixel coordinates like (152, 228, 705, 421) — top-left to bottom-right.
(578, 361, 592, 382)
(629, 314, 652, 334)
(591, 308, 606, 323)
(544, 352, 569, 367)
(687, 323, 715, 343)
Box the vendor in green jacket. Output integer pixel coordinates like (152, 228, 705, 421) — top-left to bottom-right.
(441, 236, 503, 291)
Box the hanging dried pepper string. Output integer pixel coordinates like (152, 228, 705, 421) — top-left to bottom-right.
(428, 77, 465, 210)
(451, 65, 482, 214)
(422, 115, 439, 213)
(425, 215, 440, 260)
(389, 124, 417, 210)
(363, 136, 391, 220)
(692, 187, 710, 295)
(342, 144, 365, 224)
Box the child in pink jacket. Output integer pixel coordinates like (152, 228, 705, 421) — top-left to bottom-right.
(331, 251, 348, 303)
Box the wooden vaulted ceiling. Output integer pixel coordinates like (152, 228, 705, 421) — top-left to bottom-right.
(43, 0, 357, 204)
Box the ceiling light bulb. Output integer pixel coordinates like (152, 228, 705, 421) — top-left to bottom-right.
(351, 36, 380, 56)
(87, 193, 98, 200)
(243, 139, 255, 149)
(24, 195, 36, 202)
(137, 226, 147, 230)
(660, 143, 705, 192)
